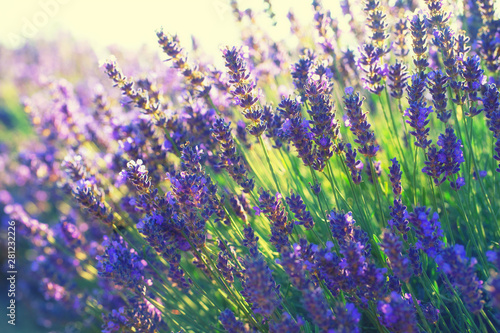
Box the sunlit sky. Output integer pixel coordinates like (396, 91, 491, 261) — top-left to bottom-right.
(0, 0, 342, 64)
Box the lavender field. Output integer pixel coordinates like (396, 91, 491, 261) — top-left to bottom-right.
(1, 0, 500, 332)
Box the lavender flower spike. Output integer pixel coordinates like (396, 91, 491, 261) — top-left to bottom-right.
(343, 88, 379, 157)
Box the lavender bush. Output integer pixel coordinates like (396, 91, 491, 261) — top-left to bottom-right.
(1, 0, 500, 332)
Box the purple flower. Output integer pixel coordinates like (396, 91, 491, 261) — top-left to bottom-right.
(280, 116, 315, 167)
(437, 126, 464, 186)
(427, 70, 451, 123)
(242, 225, 259, 257)
(343, 90, 379, 157)
(364, 0, 389, 52)
(407, 206, 443, 258)
(405, 102, 433, 149)
(462, 55, 484, 105)
(302, 287, 336, 330)
(378, 292, 419, 333)
(394, 18, 409, 57)
(304, 75, 339, 171)
(96, 235, 151, 291)
(286, 192, 315, 230)
(258, 190, 293, 252)
(102, 298, 167, 333)
(277, 244, 309, 290)
(388, 158, 402, 197)
(388, 61, 409, 99)
(435, 245, 484, 313)
(388, 197, 410, 240)
(357, 44, 385, 95)
(291, 50, 315, 93)
(269, 312, 302, 333)
(211, 118, 254, 193)
(422, 145, 446, 185)
(222, 46, 266, 136)
(409, 13, 429, 75)
(241, 253, 281, 318)
(380, 231, 413, 282)
(219, 309, 248, 333)
(344, 143, 363, 184)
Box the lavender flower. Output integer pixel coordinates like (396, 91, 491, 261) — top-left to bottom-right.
(388, 158, 402, 197)
(405, 103, 433, 149)
(241, 253, 281, 318)
(332, 302, 361, 333)
(96, 235, 151, 291)
(312, 2, 337, 57)
(120, 159, 152, 195)
(219, 309, 248, 333)
(405, 74, 432, 149)
(437, 126, 464, 188)
(407, 206, 444, 257)
(137, 211, 191, 289)
(388, 61, 409, 100)
(277, 244, 309, 290)
(394, 18, 410, 58)
(422, 145, 445, 185)
(313, 243, 351, 296)
(329, 209, 356, 247)
(291, 50, 315, 94)
(433, 27, 460, 96)
(168, 145, 227, 248)
(262, 105, 284, 149)
(223, 47, 266, 137)
(341, 241, 387, 299)
(302, 287, 336, 330)
(409, 13, 429, 76)
(211, 118, 254, 192)
(427, 70, 451, 122)
(280, 116, 315, 167)
(343, 88, 379, 157)
(485, 250, 500, 309)
(425, 0, 450, 30)
(229, 195, 248, 223)
(286, 191, 315, 230)
(380, 231, 413, 282)
(344, 143, 363, 184)
(102, 59, 159, 115)
(357, 44, 385, 95)
(482, 83, 500, 120)
(364, 0, 389, 51)
(217, 241, 235, 285)
(57, 219, 82, 248)
(72, 179, 114, 225)
(242, 225, 259, 256)
(304, 75, 339, 171)
(102, 298, 167, 333)
(388, 196, 410, 239)
(462, 55, 484, 106)
(408, 245, 423, 276)
(258, 191, 292, 252)
(156, 30, 210, 98)
(477, 0, 496, 23)
(435, 245, 484, 313)
(477, 27, 499, 72)
(269, 312, 302, 333)
(378, 292, 419, 333)
(365, 158, 382, 183)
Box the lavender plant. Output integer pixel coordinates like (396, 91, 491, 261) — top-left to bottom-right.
(1, 1, 500, 332)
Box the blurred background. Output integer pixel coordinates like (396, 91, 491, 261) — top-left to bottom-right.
(0, 0, 339, 65)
